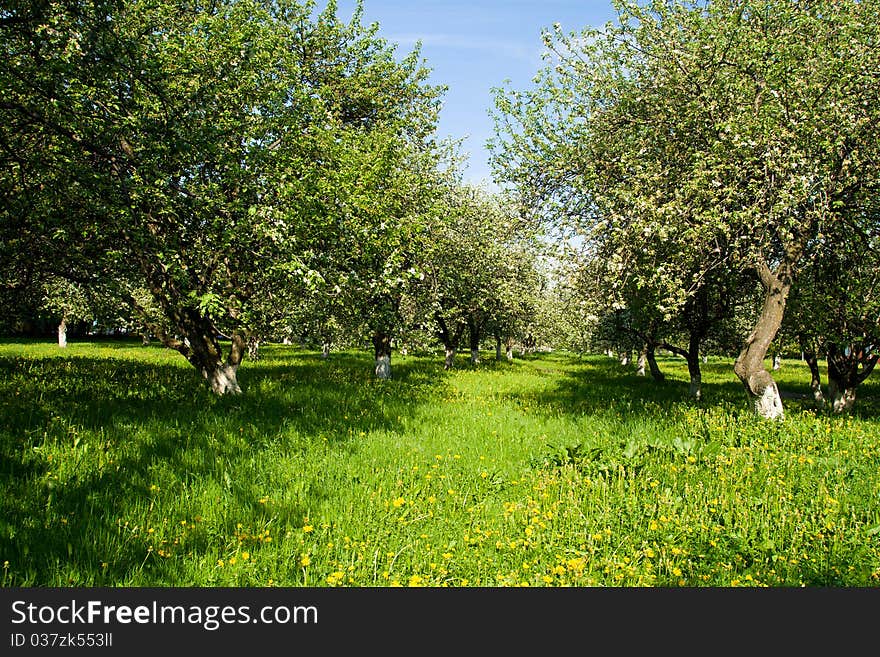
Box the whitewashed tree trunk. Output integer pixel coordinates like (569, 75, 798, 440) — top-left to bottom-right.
(636, 347, 647, 376)
(205, 363, 242, 395)
(444, 347, 456, 370)
(373, 331, 392, 380)
(322, 342, 330, 359)
(375, 354, 391, 380)
(506, 336, 514, 361)
(470, 348, 480, 365)
(754, 380, 785, 420)
(773, 354, 782, 370)
(829, 383, 856, 413)
(57, 316, 68, 349)
(689, 376, 702, 401)
(247, 337, 261, 361)
(733, 262, 791, 421)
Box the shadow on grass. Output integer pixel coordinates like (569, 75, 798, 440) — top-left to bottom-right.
(503, 353, 880, 420)
(0, 344, 446, 585)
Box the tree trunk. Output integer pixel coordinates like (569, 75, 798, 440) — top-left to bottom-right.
(506, 336, 514, 361)
(142, 299, 245, 395)
(57, 315, 68, 349)
(826, 343, 878, 414)
(247, 335, 261, 361)
(773, 353, 782, 370)
(373, 331, 392, 380)
(495, 334, 503, 361)
(646, 344, 665, 382)
(803, 348, 825, 406)
(444, 347, 456, 370)
(636, 344, 648, 376)
(322, 341, 331, 359)
(733, 264, 791, 420)
(686, 332, 702, 401)
(435, 314, 464, 370)
(197, 333, 245, 395)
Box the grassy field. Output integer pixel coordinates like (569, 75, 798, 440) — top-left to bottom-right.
(1, 338, 878, 587)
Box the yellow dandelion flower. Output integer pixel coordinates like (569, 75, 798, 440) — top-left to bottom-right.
(392, 497, 405, 508)
(672, 567, 682, 577)
(217, 559, 225, 567)
(300, 554, 311, 567)
(229, 557, 237, 565)
(303, 524, 314, 533)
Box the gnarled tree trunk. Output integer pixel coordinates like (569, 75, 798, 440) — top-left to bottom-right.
(733, 263, 791, 420)
(436, 314, 464, 371)
(826, 343, 878, 413)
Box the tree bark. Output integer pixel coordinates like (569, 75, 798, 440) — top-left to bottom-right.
(636, 344, 647, 376)
(322, 341, 331, 359)
(495, 334, 503, 361)
(57, 314, 68, 349)
(646, 344, 665, 382)
(373, 330, 392, 380)
(660, 341, 701, 399)
(505, 335, 514, 361)
(247, 335, 261, 361)
(733, 263, 790, 420)
(136, 294, 245, 395)
(803, 348, 825, 406)
(826, 343, 878, 413)
(436, 313, 464, 370)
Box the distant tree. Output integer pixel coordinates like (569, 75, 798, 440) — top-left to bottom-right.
(1, 0, 443, 393)
(492, 0, 880, 418)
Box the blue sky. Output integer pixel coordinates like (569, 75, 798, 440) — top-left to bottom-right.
(334, 1, 619, 187)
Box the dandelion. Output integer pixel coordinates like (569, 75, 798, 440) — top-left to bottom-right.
(392, 497, 405, 508)
(300, 554, 311, 567)
(303, 524, 314, 533)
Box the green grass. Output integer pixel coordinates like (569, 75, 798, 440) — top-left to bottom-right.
(1, 339, 878, 587)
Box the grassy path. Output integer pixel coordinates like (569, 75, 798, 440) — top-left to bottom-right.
(1, 340, 878, 586)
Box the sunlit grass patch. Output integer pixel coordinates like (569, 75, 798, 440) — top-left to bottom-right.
(0, 340, 878, 587)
